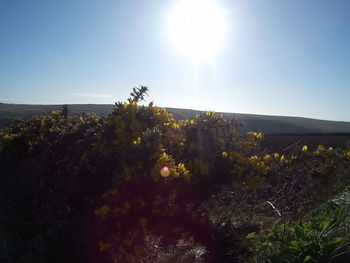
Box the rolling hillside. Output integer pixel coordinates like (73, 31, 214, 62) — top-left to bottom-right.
(1, 103, 350, 134)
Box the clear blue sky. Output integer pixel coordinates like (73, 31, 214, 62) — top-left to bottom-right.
(1, 0, 349, 121)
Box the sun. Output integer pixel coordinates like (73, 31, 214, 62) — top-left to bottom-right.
(167, 0, 228, 61)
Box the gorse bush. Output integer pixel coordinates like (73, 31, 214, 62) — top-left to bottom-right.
(85, 87, 267, 261)
(0, 110, 102, 262)
(1, 86, 350, 262)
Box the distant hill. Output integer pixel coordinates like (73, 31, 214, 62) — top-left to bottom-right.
(167, 108, 350, 134)
(1, 103, 350, 134)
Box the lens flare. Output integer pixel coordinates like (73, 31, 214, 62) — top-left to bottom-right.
(160, 166, 170, 177)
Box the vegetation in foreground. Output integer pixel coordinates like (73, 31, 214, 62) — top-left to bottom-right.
(2, 102, 350, 136)
(0, 87, 350, 262)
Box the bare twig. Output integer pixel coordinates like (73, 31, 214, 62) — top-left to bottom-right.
(266, 201, 281, 217)
(281, 139, 301, 152)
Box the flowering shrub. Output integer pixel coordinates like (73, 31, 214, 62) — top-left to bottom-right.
(0, 110, 103, 262)
(0, 87, 349, 262)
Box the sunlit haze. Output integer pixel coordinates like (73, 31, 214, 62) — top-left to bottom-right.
(1, 0, 350, 121)
(167, 0, 227, 61)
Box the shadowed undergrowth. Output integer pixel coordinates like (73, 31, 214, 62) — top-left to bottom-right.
(1, 87, 350, 262)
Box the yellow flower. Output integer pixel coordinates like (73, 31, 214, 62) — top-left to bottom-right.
(316, 145, 325, 155)
(95, 204, 110, 217)
(222, 151, 228, 158)
(177, 162, 187, 173)
(3, 134, 16, 140)
(263, 154, 271, 163)
(100, 205, 110, 215)
(274, 153, 280, 158)
(301, 145, 308, 152)
(132, 136, 141, 145)
(346, 151, 350, 160)
(171, 122, 180, 129)
(250, 155, 259, 161)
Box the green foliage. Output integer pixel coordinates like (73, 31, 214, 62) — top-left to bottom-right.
(1, 87, 350, 262)
(245, 190, 350, 263)
(129, 85, 149, 102)
(0, 110, 103, 262)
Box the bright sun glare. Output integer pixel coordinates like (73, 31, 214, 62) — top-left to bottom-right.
(168, 0, 228, 61)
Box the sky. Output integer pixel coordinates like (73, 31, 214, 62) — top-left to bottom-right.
(0, 0, 349, 121)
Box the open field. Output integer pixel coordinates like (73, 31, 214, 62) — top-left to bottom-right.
(261, 133, 350, 152)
